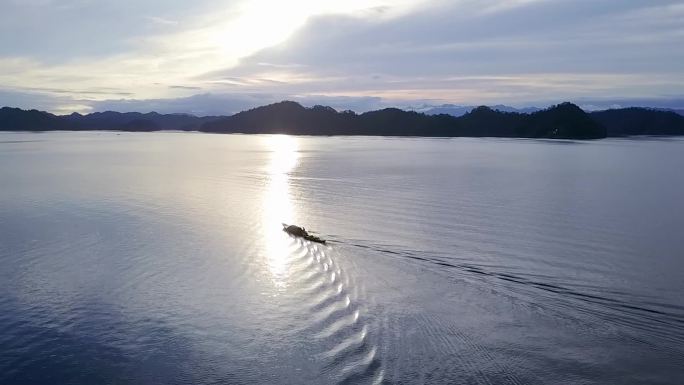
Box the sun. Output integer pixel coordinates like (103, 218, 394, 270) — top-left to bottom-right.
(214, 0, 416, 61)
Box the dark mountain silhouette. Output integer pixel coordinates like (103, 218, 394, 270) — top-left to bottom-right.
(650, 108, 684, 117)
(62, 111, 219, 131)
(2, 102, 684, 139)
(457, 106, 526, 137)
(202, 102, 350, 135)
(0, 107, 72, 131)
(201, 101, 605, 139)
(522, 102, 607, 139)
(590, 108, 684, 136)
(0, 107, 219, 132)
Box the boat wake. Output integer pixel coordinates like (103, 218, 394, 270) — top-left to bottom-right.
(282, 235, 384, 384)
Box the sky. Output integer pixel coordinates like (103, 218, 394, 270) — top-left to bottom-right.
(0, 0, 683, 115)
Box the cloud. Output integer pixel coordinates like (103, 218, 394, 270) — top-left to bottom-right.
(574, 96, 684, 111)
(0, 88, 93, 114)
(202, 0, 684, 105)
(169, 85, 202, 90)
(0, 86, 389, 116)
(88, 93, 389, 116)
(146, 16, 179, 26)
(0, 0, 683, 111)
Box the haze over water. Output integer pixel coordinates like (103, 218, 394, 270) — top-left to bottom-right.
(1, 132, 684, 384)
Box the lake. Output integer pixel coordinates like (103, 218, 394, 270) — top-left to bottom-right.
(1, 131, 683, 384)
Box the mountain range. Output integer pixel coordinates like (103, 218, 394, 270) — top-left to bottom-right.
(2, 101, 684, 139)
(417, 104, 541, 116)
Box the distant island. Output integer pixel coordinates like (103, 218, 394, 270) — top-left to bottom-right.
(2, 101, 684, 139)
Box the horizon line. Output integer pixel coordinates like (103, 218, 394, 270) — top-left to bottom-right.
(2, 100, 683, 118)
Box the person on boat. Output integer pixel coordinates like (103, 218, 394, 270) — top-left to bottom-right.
(283, 224, 326, 244)
(285, 224, 307, 237)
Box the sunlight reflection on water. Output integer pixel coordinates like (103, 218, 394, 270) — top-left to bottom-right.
(262, 135, 299, 288)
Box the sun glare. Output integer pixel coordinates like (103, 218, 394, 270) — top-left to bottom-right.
(262, 135, 300, 287)
(215, 0, 416, 60)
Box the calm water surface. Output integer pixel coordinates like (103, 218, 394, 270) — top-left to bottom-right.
(1, 132, 683, 384)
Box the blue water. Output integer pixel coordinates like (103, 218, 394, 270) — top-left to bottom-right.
(1, 132, 683, 384)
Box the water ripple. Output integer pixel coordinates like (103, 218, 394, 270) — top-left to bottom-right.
(278, 234, 383, 385)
